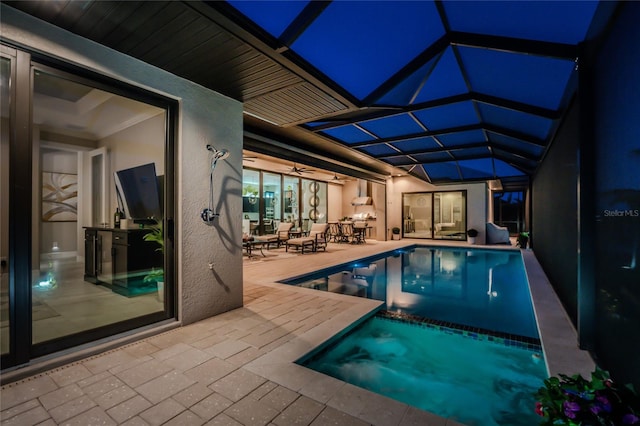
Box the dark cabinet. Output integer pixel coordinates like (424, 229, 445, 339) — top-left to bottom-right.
(84, 227, 162, 296)
(84, 229, 98, 283)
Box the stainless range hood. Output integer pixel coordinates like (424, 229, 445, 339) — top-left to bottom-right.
(351, 180, 373, 205)
(351, 196, 372, 206)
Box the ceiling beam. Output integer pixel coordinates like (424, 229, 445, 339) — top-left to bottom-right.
(307, 91, 560, 133)
(243, 129, 390, 182)
(347, 123, 483, 148)
(493, 151, 537, 174)
(307, 93, 471, 131)
(194, 1, 360, 108)
(379, 142, 489, 159)
(362, 35, 449, 105)
(488, 143, 540, 162)
(378, 139, 540, 163)
(383, 153, 492, 167)
(277, 1, 331, 50)
(472, 92, 561, 119)
(484, 124, 547, 147)
(449, 31, 579, 60)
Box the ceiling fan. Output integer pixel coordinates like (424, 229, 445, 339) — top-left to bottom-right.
(331, 173, 354, 182)
(285, 163, 314, 175)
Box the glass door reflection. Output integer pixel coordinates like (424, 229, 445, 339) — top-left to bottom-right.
(1, 56, 12, 356)
(31, 68, 167, 345)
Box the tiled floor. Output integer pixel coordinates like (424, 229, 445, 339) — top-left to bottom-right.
(1, 239, 594, 425)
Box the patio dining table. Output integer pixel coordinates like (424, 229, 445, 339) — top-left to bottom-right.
(243, 237, 266, 258)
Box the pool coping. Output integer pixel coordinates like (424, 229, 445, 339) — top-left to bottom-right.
(521, 249, 596, 378)
(243, 281, 463, 425)
(243, 240, 595, 426)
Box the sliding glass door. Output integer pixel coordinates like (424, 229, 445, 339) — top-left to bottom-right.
(1, 52, 13, 358)
(2, 44, 176, 368)
(402, 191, 467, 240)
(283, 176, 300, 227)
(262, 172, 281, 234)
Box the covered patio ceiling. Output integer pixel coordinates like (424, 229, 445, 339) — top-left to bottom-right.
(4, 1, 618, 185)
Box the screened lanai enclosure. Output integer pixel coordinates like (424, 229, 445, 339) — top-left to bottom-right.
(221, 0, 602, 184)
(4, 0, 610, 186)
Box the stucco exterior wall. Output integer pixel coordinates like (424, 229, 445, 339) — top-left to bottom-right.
(326, 183, 343, 222)
(1, 5, 244, 325)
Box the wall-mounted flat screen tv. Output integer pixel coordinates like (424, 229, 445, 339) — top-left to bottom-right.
(114, 163, 162, 224)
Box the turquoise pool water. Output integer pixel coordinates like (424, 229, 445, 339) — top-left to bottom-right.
(302, 315, 547, 426)
(283, 245, 539, 339)
(286, 246, 547, 424)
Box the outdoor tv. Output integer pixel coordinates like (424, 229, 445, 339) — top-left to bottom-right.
(114, 163, 162, 225)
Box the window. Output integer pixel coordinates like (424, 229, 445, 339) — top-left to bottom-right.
(242, 168, 327, 235)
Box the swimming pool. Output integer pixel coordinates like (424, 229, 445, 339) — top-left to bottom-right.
(301, 315, 547, 426)
(282, 245, 540, 339)
(284, 245, 547, 424)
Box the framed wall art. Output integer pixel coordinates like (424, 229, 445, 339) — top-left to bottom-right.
(42, 172, 78, 222)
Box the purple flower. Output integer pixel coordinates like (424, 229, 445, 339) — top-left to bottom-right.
(590, 404, 602, 415)
(595, 395, 612, 412)
(623, 413, 640, 424)
(563, 401, 581, 419)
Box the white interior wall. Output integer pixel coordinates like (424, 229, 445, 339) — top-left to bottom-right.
(341, 180, 358, 219)
(40, 149, 78, 255)
(326, 183, 343, 221)
(100, 113, 166, 217)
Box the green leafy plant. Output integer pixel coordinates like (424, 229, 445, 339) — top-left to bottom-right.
(143, 223, 164, 283)
(392, 227, 401, 235)
(242, 184, 258, 197)
(534, 367, 640, 425)
(467, 229, 478, 237)
(517, 231, 530, 248)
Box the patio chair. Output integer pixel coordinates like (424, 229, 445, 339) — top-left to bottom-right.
(263, 219, 274, 234)
(309, 223, 329, 251)
(328, 221, 341, 243)
(486, 222, 510, 245)
(339, 221, 354, 243)
(286, 223, 329, 253)
(353, 221, 367, 244)
(257, 221, 293, 248)
(249, 221, 259, 235)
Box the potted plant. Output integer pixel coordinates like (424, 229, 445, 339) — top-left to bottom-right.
(143, 222, 164, 301)
(534, 367, 640, 425)
(467, 228, 478, 245)
(517, 231, 530, 249)
(391, 227, 401, 240)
